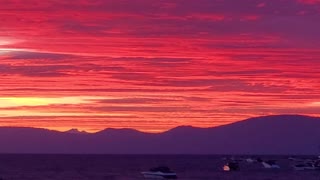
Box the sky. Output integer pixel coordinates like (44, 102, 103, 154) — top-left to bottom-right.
(0, 0, 320, 132)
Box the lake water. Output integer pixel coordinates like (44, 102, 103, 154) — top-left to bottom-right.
(0, 154, 319, 179)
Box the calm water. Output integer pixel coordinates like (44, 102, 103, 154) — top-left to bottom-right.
(0, 154, 319, 179)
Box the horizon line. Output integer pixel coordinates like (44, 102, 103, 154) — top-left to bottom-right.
(0, 114, 318, 134)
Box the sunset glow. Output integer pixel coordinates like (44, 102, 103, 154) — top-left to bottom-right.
(0, 97, 95, 107)
(0, 0, 319, 132)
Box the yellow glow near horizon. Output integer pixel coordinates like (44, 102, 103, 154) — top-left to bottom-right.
(0, 96, 133, 118)
(0, 96, 105, 108)
(0, 48, 23, 52)
(0, 110, 132, 117)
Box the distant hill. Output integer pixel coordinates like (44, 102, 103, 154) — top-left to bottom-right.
(65, 128, 88, 134)
(0, 115, 320, 155)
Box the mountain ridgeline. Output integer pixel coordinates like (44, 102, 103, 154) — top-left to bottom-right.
(1, 115, 320, 155)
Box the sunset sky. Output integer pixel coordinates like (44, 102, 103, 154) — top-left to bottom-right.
(0, 0, 320, 132)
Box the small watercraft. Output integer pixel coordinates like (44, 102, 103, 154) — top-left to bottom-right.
(223, 161, 240, 171)
(141, 166, 177, 179)
(259, 160, 280, 169)
(293, 160, 320, 171)
(293, 163, 317, 171)
(246, 158, 256, 163)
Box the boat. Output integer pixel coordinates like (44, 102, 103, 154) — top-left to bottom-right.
(288, 157, 299, 161)
(223, 161, 240, 171)
(246, 158, 256, 163)
(293, 163, 317, 171)
(141, 166, 177, 179)
(293, 160, 320, 171)
(261, 160, 280, 169)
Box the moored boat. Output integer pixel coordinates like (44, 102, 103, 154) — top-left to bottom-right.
(141, 166, 177, 179)
(223, 161, 240, 171)
(293, 159, 320, 171)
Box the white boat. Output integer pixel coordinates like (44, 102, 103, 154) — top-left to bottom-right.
(141, 166, 177, 179)
(288, 157, 299, 161)
(246, 158, 256, 163)
(261, 160, 280, 169)
(141, 171, 177, 179)
(262, 162, 280, 169)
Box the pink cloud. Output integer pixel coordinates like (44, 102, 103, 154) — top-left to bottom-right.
(0, 0, 319, 132)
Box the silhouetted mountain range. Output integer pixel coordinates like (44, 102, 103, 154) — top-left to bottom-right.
(65, 128, 88, 134)
(1, 115, 320, 154)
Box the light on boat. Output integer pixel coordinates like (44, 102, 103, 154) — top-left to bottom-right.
(223, 165, 230, 171)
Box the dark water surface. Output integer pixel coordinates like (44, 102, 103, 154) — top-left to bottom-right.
(0, 154, 319, 179)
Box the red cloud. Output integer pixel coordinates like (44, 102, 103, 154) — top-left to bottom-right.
(0, 0, 320, 132)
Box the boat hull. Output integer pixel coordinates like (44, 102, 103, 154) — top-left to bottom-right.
(141, 171, 177, 179)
